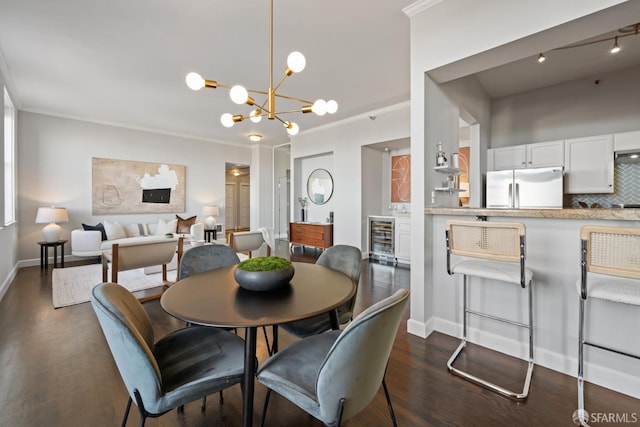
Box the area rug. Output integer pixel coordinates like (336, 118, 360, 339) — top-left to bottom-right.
(52, 264, 176, 308)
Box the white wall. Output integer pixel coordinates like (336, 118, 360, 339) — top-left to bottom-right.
(17, 112, 251, 264)
(295, 153, 334, 224)
(491, 64, 640, 148)
(291, 102, 410, 250)
(0, 69, 19, 299)
(408, 0, 640, 397)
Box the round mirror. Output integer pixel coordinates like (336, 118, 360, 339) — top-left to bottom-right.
(307, 169, 334, 205)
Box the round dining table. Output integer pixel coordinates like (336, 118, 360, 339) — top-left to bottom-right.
(160, 261, 356, 427)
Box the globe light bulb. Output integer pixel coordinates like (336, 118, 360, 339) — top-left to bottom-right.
(311, 99, 327, 116)
(220, 113, 235, 128)
(185, 72, 205, 90)
(286, 122, 299, 136)
(287, 51, 306, 73)
(230, 85, 249, 104)
(250, 109, 262, 123)
(326, 100, 338, 114)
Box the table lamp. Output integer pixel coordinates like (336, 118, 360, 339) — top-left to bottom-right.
(202, 206, 220, 230)
(35, 206, 69, 242)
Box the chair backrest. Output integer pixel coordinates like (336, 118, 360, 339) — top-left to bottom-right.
(91, 283, 162, 409)
(446, 220, 525, 263)
(580, 225, 640, 279)
(315, 288, 410, 424)
(110, 238, 179, 272)
(179, 244, 240, 280)
(229, 231, 270, 257)
(316, 245, 362, 321)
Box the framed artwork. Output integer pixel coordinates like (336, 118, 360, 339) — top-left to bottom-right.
(92, 157, 185, 214)
(391, 154, 411, 202)
(459, 147, 470, 205)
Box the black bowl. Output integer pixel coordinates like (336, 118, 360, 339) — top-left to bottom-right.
(233, 265, 295, 291)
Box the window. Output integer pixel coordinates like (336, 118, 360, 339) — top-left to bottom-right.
(4, 87, 16, 225)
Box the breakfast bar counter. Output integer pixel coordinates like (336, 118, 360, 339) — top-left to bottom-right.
(418, 208, 640, 399)
(424, 207, 640, 221)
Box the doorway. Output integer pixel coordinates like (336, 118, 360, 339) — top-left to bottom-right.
(225, 163, 250, 232)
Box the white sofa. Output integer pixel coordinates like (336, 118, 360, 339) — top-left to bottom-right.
(71, 219, 204, 258)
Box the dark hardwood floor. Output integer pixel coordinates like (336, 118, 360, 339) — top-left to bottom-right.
(0, 241, 638, 426)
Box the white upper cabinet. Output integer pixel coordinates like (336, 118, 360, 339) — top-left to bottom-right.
(526, 140, 565, 168)
(614, 130, 640, 152)
(488, 140, 564, 171)
(564, 135, 614, 194)
(489, 145, 527, 170)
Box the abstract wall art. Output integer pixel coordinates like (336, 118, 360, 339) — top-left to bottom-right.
(391, 154, 411, 202)
(92, 157, 185, 214)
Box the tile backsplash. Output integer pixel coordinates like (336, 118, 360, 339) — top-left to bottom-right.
(566, 163, 640, 208)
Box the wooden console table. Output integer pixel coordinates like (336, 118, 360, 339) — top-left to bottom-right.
(289, 222, 333, 251)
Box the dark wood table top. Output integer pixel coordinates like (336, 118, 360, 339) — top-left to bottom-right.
(161, 262, 355, 328)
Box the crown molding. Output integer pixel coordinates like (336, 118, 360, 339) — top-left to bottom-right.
(19, 107, 250, 149)
(403, 0, 443, 18)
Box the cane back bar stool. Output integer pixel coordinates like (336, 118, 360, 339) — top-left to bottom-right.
(576, 225, 640, 426)
(445, 220, 534, 400)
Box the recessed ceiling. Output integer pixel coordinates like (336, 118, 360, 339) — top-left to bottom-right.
(0, 0, 412, 146)
(476, 24, 640, 98)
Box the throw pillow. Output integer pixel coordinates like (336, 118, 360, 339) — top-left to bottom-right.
(82, 223, 107, 241)
(176, 215, 196, 234)
(155, 218, 178, 236)
(103, 220, 127, 240)
(124, 223, 149, 238)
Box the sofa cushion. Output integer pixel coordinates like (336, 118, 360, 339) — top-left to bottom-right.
(125, 223, 150, 237)
(155, 218, 178, 236)
(176, 215, 196, 234)
(104, 220, 127, 240)
(82, 223, 107, 241)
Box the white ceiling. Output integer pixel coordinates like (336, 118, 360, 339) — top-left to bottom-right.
(0, 0, 413, 146)
(1, 1, 638, 148)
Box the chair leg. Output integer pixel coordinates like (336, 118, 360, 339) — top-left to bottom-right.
(260, 389, 272, 427)
(577, 297, 589, 426)
(382, 377, 398, 427)
(121, 397, 132, 427)
(447, 275, 534, 400)
(262, 326, 272, 355)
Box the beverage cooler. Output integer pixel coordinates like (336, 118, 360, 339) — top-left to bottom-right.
(369, 217, 395, 263)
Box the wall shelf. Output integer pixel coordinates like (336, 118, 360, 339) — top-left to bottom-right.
(434, 187, 464, 193)
(434, 165, 462, 174)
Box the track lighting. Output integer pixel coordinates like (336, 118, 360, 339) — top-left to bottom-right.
(537, 22, 638, 63)
(611, 36, 621, 53)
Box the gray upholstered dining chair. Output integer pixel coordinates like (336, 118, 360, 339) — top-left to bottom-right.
(91, 282, 245, 427)
(178, 243, 240, 280)
(257, 288, 410, 427)
(279, 244, 362, 338)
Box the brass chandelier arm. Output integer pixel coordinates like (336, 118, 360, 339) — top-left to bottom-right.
(273, 92, 314, 105)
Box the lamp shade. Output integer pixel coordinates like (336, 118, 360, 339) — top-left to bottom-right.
(202, 206, 220, 230)
(35, 207, 69, 242)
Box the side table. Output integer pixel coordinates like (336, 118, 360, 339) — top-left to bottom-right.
(39, 240, 67, 269)
(204, 229, 217, 243)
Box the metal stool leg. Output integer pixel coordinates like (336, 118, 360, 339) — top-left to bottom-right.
(447, 274, 534, 400)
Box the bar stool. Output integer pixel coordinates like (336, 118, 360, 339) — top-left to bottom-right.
(576, 225, 640, 426)
(445, 220, 534, 400)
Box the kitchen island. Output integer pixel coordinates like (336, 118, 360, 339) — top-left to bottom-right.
(416, 207, 640, 398)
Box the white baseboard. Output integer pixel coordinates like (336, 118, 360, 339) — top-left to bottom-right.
(0, 263, 19, 302)
(407, 318, 433, 339)
(431, 316, 640, 399)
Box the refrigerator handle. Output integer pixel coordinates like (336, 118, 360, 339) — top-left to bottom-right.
(508, 183, 513, 208)
(515, 183, 520, 208)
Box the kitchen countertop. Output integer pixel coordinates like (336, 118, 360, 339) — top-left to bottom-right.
(424, 207, 640, 221)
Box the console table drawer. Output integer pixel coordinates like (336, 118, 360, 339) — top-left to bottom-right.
(289, 223, 333, 250)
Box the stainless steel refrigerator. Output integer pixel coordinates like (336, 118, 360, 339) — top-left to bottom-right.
(486, 166, 564, 209)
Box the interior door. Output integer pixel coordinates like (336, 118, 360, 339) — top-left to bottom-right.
(239, 183, 250, 228)
(225, 183, 236, 230)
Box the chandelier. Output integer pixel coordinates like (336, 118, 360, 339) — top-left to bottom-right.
(185, 0, 337, 136)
